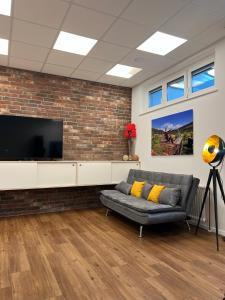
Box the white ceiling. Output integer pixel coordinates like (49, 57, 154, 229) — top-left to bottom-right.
(1, 0, 225, 87)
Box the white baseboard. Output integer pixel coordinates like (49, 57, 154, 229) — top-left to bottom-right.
(189, 220, 225, 237)
(199, 223, 225, 237)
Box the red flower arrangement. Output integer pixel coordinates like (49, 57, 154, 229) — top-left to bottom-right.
(124, 123, 137, 158)
(124, 123, 136, 139)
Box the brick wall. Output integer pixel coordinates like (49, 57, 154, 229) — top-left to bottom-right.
(0, 66, 131, 216)
(0, 66, 131, 160)
(0, 185, 113, 217)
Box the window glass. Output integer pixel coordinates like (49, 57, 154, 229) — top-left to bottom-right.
(191, 63, 215, 93)
(149, 87, 162, 107)
(167, 76, 184, 101)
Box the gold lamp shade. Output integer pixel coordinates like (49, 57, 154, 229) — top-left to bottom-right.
(202, 135, 225, 164)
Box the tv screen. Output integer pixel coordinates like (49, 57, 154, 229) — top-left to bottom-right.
(0, 115, 63, 160)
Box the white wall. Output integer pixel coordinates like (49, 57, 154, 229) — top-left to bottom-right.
(132, 38, 225, 234)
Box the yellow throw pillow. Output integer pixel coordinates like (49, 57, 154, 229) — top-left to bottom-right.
(131, 181, 145, 198)
(147, 185, 165, 203)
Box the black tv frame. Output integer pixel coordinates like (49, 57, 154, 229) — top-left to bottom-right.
(0, 115, 63, 161)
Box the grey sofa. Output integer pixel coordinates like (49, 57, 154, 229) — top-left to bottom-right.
(100, 169, 200, 237)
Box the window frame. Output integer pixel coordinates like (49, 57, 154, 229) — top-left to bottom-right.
(188, 57, 215, 98)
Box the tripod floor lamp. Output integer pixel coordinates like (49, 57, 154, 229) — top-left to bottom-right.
(195, 135, 225, 251)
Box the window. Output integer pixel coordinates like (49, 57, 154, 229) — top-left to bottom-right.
(167, 76, 184, 101)
(149, 87, 162, 107)
(145, 57, 216, 113)
(191, 62, 215, 93)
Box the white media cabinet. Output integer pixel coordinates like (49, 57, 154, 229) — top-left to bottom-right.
(0, 161, 141, 190)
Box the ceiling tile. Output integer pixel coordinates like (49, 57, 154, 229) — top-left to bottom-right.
(12, 19, 58, 48)
(62, 4, 115, 39)
(0, 55, 8, 66)
(71, 69, 101, 81)
(14, 0, 69, 29)
(122, 69, 159, 87)
(78, 57, 113, 73)
(160, 1, 224, 40)
(97, 74, 126, 86)
(72, 0, 131, 16)
(10, 41, 49, 62)
(42, 63, 74, 77)
(191, 18, 225, 47)
(121, 0, 189, 27)
(47, 50, 84, 68)
(0, 15, 10, 39)
(88, 41, 130, 62)
(120, 49, 175, 72)
(194, 0, 225, 19)
(9, 57, 43, 72)
(103, 19, 151, 48)
(167, 40, 206, 61)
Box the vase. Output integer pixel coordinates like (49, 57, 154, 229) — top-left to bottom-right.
(128, 139, 135, 156)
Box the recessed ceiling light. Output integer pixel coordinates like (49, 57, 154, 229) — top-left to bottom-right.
(137, 31, 187, 56)
(0, 0, 11, 16)
(0, 38, 9, 55)
(53, 31, 97, 56)
(106, 64, 142, 79)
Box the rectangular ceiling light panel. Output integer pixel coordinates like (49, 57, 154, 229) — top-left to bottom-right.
(54, 31, 97, 56)
(137, 31, 187, 56)
(0, 38, 8, 55)
(106, 64, 142, 78)
(0, 0, 11, 16)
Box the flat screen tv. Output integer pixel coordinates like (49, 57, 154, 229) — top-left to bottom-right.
(0, 115, 63, 160)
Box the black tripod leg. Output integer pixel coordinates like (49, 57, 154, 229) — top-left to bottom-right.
(208, 189, 211, 231)
(216, 170, 225, 205)
(213, 171, 219, 251)
(195, 170, 212, 235)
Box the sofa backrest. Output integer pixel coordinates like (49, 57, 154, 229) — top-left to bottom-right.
(127, 169, 194, 210)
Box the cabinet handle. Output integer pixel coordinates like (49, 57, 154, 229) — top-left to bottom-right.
(72, 164, 75, 166)
(79, 164, 82, 166)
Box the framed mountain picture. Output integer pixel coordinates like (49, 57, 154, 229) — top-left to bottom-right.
(151, 109, 193, 156)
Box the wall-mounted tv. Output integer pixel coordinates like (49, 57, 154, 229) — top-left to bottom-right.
(0, 115, 63, 160)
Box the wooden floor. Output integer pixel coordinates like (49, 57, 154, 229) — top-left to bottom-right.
(0, 209, 225, 300)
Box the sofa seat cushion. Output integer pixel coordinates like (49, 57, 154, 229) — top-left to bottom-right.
(101, 190, 183, 214)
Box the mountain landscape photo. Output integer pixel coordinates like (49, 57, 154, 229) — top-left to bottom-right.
(151, 110, 193, 156)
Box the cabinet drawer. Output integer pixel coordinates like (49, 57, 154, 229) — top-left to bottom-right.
(77, 162, 111, 185)
(0, 162, 37, 190)
(37, 162, 76, 187)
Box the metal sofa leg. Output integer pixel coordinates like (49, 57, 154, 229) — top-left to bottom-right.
(139, 225, 143, 238)
(105, 208, 109, 216)
(186, 220, 191, 232)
